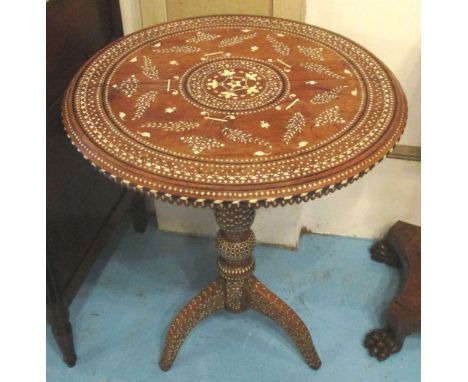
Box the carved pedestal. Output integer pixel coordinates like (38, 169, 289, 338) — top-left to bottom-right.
(159, 206, 321, 371)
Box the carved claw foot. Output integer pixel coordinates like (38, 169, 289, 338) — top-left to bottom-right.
(365, 221, 420, 361)
(159, 279, 225, 371)
(370, 240, 400, 268)
(364, 328, 403, 361)
(248, 276, 322, 370)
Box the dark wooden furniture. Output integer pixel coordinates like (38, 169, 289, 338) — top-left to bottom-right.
(62, 15, 407, 371)
(47, 0, 148, 367)
(364, 221, 421, 361)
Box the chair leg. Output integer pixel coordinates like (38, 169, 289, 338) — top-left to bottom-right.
(131, 192, 148, 233)
(47, 254, 77, 367)
(47, 302, 77, 367)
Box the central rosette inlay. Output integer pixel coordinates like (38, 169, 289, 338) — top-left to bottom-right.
(181, 58, 288, 114)
(208, 68, 262, 99)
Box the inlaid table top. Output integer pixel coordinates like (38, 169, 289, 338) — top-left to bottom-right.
(63, 15, 407, 208)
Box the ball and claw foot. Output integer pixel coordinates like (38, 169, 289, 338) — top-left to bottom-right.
(364, 328, 403, 361)
(370, 240, 401, 268)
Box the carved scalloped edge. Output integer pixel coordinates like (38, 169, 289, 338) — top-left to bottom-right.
(62, 103, 403, 210)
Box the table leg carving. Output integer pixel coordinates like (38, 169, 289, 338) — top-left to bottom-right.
(248, 276, 322, 369)
(159, 205, 321, 370)
(159, 278, 225, 371)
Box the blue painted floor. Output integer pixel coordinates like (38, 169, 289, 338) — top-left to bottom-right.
(46, 214, 420, 382)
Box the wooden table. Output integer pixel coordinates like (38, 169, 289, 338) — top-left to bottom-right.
(63, 15, 407, 371)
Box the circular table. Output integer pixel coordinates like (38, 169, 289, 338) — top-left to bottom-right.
(63, 15, 407, 371)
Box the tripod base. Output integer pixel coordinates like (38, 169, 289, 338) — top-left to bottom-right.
(159, 206, 321, 371)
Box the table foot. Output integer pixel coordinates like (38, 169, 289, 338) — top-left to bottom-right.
(159, 278, 225, 371)
(364, 221, 420, 361)
(364, 328, 403, 361)
(370, 240, 400, 268)
(248, 276, 322, 369)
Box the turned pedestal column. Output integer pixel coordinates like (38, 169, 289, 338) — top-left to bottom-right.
(159, 206, 321, 371)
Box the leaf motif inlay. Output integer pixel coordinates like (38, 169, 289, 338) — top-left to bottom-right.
(221, 126, 272, 150)
(180, 135, 224, 154)
(141, 121, 199, 132)
(186, 31, 221, 43)
(114, 75, 139, 98)
(132, 91, 157, 120)
(300, 62, 345, 79)
(152, 45, 201, 53)
(310, 86, 345, 104)
(141, 56, 159, 80)
(283, 112, 305, 144)
(266, 35, 290, 56)
(297, 45, 324, 60)
(219, 33, 257, 48)
(314, 106, 346, 127)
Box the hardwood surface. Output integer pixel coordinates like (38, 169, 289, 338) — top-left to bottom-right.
(63, 15, 407, 208)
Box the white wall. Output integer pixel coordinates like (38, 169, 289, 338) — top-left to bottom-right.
(119, 0, 421, 245)
(155, 158, 420, 247)
(119, 0, 143, 35)
(305, 0, 421, 146)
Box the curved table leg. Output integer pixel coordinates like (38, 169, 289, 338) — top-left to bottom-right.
(159, 278, 225, 371)
(248, 276, 322, 370)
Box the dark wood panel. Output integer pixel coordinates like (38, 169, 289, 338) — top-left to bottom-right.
(47, 0, 123, 109)
(46, 104, 126, 290)
(47, 0, 124, 292)
(47, 0, 129, 367)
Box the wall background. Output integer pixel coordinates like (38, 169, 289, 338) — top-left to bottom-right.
(305, 0, 420, 146)
(119, 0, 421, 247)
